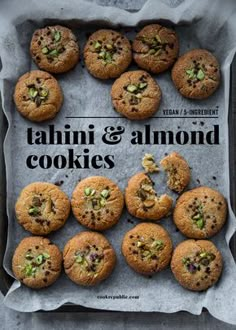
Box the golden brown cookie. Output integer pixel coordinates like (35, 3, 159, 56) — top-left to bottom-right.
(171, 239, 223, 291)
(173, 186, 227, 238)
(122, 223, 172, 275)
(160, 152, 191, 193)
(71, 176, 124, 231)
(30, 25, 79, 73)
(15, 182, 70, 235)
(84, 29, 132, 79)
(171, 49, 220, 99)
(12, 236, 62, 289)
(63, 231, 116, 286)
(111, 70, 162, 120)
(125, 172, 173, 221)
(132, 24, 179, 74)
(13, 70, 63, 122)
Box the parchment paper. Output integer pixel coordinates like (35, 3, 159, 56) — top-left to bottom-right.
(1, 0, 236, 324)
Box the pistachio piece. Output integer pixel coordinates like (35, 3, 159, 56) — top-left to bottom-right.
(100, 189, 109, 199)
(39, 89, 48, 98)
(25, 252, 33, 260)
(100, 198, 106, 207)
(48, 49, 59, 57)
(42, 46, 49, 54)
(94, 41, 102, 49)
(42, 253, 50, 259)
(76, 255, 83, 263)
(105, 52, 112, 62)
(192, 214, 201, 220)
(136, 93, 142, 99)
(105, 43, 113, 50)
(155, 35, 162, 43)
(84, 187, 92, 196)
(139, 82, 147, 89)
(98, 51, 106, 59)
(91, 189, 96, 196)
(186, 68, 195, 79)
(142, 250, 150, 257)
(143, 199, 155, 208)
(28, 206, 40, 216)
(196, 218, 204, 229)
(199, 252, 207, 258)
(197, 69, 205, 80)
(35, 255, 44, 265)
(127, 84, 138, 93)
(137, 241, 144, 248)
(28, 87, 38, 99)
(151, 239, 163, 250)
(54, 30, 61, 42)
(149, 49, 156, 55)
(25, 264, 36, 276)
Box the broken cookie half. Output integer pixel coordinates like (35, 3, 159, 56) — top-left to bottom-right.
(160, 152, 191, 193)
(125, 172, 173, 221)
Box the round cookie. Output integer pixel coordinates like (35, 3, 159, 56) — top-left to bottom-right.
(111, 70, 162, 120)
(12, 236, 62, 289)
(63, 231, 116, 286)
(122, 223, 172, 275)
(173, 186, 227, 239)
(13, 70, 63, 122)
(30, 25, 79, 73)
(83, 29, 132, 79)
(171, 49, 220, 99)
(71, 176, 124, 231)
(160, 151, 191, 193)
(15, 182, 70, 235)
(125, 172, 173, 221)
(132, 24, 179, 74)
(171, 239, 223, 291)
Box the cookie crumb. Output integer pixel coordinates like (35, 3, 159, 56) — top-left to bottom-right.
(142, 153, 159, 173)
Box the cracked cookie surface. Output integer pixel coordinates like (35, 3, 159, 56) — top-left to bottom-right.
(15, 182, 70, 235)
(14, 70, 63, 122)
(132, 24, 179, 74)
(111, 70, 161, 120)
(83, 29, 132, 79)
(160, 152, 191, 193)
(30, 25, 79, 73)
(173, 186, 227, 238)
(122, 223, 172, 275)
(171, 49, 220, 99)
(63, 231, 116, 286)
(125, 172, 173, 221)
(12, 236, 62, 289)
(171, 239, 223, 291)
(71, 176, 124, 231)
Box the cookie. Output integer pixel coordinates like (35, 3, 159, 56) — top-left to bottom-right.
(173, 186, 227, 238)
(122, 223, 172, 275)
(12, 236, 62, 289)
(63, 231, 116, 286)
(160, 152, 191, 193)
(171, 239, 223, 291)
(15, 182, 70, 235)
(171, 49, 220, 99)
(84, 29, 132, 79)
(13, 70, 63, 122)
(30, 25, 79, 73)
(132, 24, 179, 74)
(71, 176, 124, 231)
(111, 70, 162, 120)
(125, 172, 173, 221)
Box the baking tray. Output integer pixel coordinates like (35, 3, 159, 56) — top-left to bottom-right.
(0, 39, 235, 312)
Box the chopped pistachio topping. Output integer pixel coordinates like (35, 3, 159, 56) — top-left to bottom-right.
(186, 67, 205, 81)
(27, 85, 49, 107)
(42, 46, 49, 54)
(197, 69, 205, 80)
(151, 239, 164, 250)
(76, 254, 84, 263)
(48, 49, 60, 57)
(100, 189, 110, 199)
(94, 41, 102, 49)
(28, 206, 40, 216)
(127, 84, 138, 93)
(85, 187, 110, 209)
(191, 204, 205, 229)
(24, 264, 37, 277)
(84, 187, 92, 196)
(53, 30, 61, 42)
(182, 251, 215, 274)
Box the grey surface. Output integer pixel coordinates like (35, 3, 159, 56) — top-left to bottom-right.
(0, 0, 236, 329)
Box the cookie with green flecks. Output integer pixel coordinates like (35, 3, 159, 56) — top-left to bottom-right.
(122, 223, 173, 275)
(171, 49, 220, 99)
(71, 176, 124, 231)
(83, 29, 132, 79)
(30, 25, 79, 73)
(15, 182, 70, 235)
(111, 70, 162, 120)
(173, 186, 227, 239)
(132, 24, 179, 74)
(12, 236, 62, 289)
(171, 239, 223, 291)
(63, 231, 116, 286)
(13, 70, 63, 122)
(125, 172, 173, 221)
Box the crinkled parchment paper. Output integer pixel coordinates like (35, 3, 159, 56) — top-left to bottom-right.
(1, 0, 236, 324)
